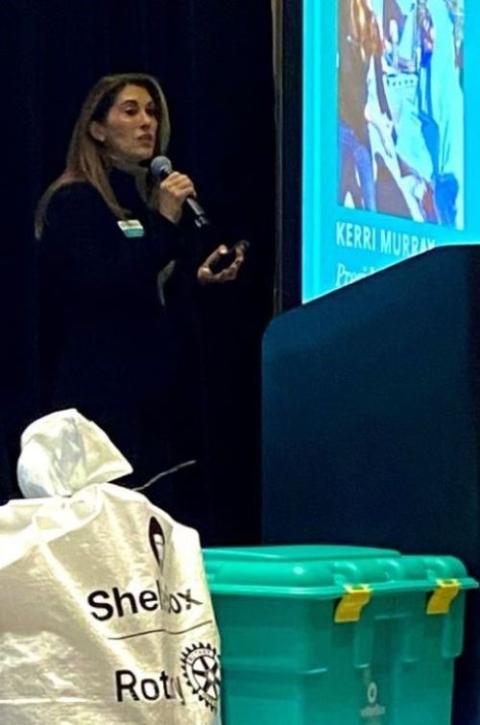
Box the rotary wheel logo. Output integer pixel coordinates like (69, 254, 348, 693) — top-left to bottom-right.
(181, 642, 221, 710)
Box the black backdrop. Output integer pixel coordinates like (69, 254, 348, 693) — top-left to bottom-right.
(1, 0, 275, 544)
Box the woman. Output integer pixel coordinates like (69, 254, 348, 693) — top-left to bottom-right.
(35, 73, 244, 499)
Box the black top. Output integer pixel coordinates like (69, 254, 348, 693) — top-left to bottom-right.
(39, 167, 191, 482)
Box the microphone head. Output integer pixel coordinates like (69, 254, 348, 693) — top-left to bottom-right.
(150, 155, 172, 180)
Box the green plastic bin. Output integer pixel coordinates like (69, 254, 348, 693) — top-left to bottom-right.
(203, 545, 477, 724)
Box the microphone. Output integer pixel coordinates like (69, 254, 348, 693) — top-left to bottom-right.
(150, 155, 210, 229)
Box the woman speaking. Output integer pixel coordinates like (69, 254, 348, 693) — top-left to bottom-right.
(35, 73, 244, 501)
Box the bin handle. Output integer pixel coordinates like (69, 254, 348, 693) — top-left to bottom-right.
(335, 584, 372, 623)
(426, 579, 460, 616)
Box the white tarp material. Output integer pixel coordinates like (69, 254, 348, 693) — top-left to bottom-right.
(17, 409, 133, 498)
(0, 411, 220, 724)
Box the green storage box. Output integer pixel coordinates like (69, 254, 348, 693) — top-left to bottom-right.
(203, 545, 477, 724)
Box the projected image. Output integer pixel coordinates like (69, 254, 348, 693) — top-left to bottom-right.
(337, 0, 464, 228)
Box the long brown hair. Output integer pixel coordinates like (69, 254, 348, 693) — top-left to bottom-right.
(350, 0, 383, 60)
(35, 73, 170, 238)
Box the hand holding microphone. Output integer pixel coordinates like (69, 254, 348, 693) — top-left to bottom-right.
(150, 155, 247, 284)
(150, 156, 210, 228)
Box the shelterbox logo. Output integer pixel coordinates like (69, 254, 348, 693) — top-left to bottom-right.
(361, 680, 386, 721)
(85, 516, 203, 623)
(148, 516, 166, 572)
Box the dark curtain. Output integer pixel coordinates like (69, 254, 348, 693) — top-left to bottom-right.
(1, 0, 275, 544)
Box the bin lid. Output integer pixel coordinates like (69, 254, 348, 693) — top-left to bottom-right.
(203, 545, 478, 599)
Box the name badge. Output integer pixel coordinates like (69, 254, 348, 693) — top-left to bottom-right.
(117, 219, 145, 238)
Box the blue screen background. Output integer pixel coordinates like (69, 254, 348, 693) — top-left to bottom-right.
(303, 0, 473, 303)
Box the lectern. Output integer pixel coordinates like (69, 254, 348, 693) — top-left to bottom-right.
(263, 246, 480, 724)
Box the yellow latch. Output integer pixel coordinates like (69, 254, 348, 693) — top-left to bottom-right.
(335, 584, 372, 623)
(426, 579, 461, 615)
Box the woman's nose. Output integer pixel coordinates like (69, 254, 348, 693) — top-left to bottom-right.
(139, 111, 153, 127)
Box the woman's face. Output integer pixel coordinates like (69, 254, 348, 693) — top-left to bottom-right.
(91, 84, 158, 164)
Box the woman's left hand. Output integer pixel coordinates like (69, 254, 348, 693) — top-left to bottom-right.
(197, 242, 247, 285)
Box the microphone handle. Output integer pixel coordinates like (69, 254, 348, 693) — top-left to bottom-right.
(185, 197, 210, 229)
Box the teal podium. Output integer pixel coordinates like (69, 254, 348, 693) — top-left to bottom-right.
(262, 245, 480, 724)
